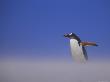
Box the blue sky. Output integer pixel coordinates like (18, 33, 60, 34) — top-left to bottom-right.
(1, 0, 110, 60)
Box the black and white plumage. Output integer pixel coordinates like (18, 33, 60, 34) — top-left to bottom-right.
(64, 33, 97, 63)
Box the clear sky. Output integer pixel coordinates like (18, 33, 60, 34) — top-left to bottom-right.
(1, 0, 110, 60)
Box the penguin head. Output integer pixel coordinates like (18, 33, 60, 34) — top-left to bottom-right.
(64, 33, 81, 41)
(64, 33, 77, 39)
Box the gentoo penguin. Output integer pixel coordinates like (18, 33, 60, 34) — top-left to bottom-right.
(64, 33, 98, 63)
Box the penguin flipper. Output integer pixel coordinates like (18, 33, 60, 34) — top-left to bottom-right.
(80, 42, 98, 46)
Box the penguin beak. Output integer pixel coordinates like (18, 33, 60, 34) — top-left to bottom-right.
(64, 34, 69, 38)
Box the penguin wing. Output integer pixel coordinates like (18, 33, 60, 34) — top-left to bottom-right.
(82, 47, 88, 60)
(80, 42, 98, 46)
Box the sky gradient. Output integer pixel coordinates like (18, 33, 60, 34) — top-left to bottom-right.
(1, 0, 110, 60)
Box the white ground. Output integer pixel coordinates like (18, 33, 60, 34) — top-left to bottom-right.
(0, 59, 110, 82)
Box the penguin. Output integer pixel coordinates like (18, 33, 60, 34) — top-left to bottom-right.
(64, 33, 98, 63)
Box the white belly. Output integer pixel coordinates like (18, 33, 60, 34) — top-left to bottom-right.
(70, 39, 86, 62)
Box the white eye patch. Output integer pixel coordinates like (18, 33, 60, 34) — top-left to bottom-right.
(69, 33, 73, 35)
